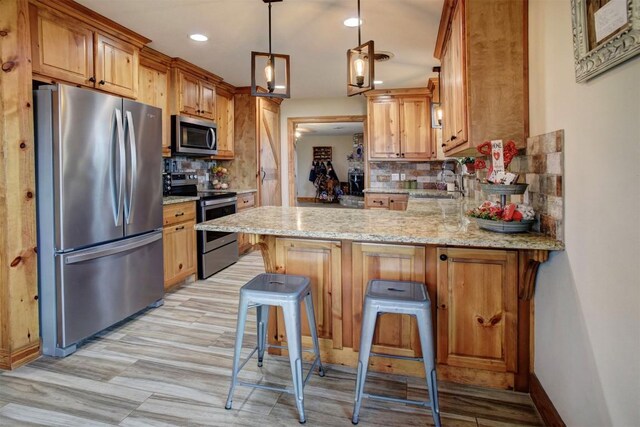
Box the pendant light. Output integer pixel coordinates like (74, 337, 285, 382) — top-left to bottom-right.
(251, 0, 290, 98)
(347, 0, 374, 96)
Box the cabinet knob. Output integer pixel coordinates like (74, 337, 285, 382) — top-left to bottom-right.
(451, 135, 457, 140)
(88, 77, 96, 83)
(439, 254, 448, 261)
(176, 226, 185, 231)
(178, 263, 183, 270)
(441, 143, 446, 148)
(175, 212, 184, 217)
(401, 153, 405, 157)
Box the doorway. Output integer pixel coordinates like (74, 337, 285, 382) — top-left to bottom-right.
(287, 116, 366, 207)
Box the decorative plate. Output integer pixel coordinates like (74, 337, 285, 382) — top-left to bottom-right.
(474, 218, 534, 233)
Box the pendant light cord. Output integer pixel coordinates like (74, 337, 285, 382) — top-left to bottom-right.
(268, 2, 273, 55)
(357, 0, 361, 46)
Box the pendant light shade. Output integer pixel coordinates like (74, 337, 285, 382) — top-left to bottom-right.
(347, 0, 374, 96)
(252, 0, 290, 98)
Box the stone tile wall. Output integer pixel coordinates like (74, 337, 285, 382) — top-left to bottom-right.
(465, 130, 564, 240)
(164, 156, 218, 188)
(368, 161, 446, 189)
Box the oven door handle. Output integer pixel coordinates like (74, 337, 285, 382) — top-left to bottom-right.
(200, 197, 237, 207)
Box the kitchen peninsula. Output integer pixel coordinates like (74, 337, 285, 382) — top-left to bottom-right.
(196, 200, 563, 392)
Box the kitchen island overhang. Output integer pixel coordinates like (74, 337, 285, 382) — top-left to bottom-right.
(196, 202, 563, 392)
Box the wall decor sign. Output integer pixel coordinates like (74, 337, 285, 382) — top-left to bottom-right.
(313, 146, 332, 161)
(572, 0, 640, 82)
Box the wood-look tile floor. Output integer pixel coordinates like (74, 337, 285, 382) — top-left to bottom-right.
(0, 252, 543, 426)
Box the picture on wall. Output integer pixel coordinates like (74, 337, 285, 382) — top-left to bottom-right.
(313, 146, 332, 162)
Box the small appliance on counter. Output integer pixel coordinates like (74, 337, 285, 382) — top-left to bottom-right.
(167, 172, 239, 278)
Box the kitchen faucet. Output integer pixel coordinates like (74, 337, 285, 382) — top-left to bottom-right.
(441, 159, 465, 197)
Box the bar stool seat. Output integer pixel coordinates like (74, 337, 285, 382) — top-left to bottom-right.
(225, 273, 325, 424)
(351, 279, 441, 426)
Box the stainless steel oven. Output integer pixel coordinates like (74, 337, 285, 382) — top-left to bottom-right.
(197, 195, 238, 279)
(172, 115, 217, 156)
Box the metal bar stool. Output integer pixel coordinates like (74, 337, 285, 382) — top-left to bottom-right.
(225, 273, 325, 424)
(351, 280, 441, 426)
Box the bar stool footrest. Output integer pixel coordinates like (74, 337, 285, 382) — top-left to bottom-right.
(369, 351, 424, 362)
(363, 392, 432, 408)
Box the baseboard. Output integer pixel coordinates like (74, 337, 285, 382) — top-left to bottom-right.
(530, 373, 566, 427)
(297, 197, 316, 203)
(0, 341, 41, 370)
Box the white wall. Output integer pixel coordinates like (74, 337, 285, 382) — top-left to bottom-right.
(529, 1, 640, 426)
(279, 97, 366, 206)
(295, 134, 353, 198)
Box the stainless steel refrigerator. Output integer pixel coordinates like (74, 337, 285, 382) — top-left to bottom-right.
(35, 84, 164, 357)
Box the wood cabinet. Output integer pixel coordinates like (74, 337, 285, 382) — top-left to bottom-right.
(435, 0, 527, 155)
(352, 243, 426, 357)
(138, 48, 171, 156)
(366, 89, 434, 161)
(162, 202, 197, 290)
(215, 91, 235, 159)
(226, 88, 282, 206)
(29, 1, 147, 99)
(173, 67, 217, 121)
(436, 248, 518, 374)
(236, 192, 257, 255)
(274, 239, 342, 349)
(364, 193, 408, 211)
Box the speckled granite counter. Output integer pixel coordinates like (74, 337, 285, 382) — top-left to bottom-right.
(199, 189, 257, 195)
(195, 199, 564, 250)
(364, 188, 458, 198)
(162, 196, 200, 205)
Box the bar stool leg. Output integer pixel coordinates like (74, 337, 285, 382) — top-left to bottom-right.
(282, 301, 306, 424)
(225, 295, 249, 410)
(351, 303, 377, 425)
(416, 308, 441, 427)
(303, 292, 325, 377)
(256, 304, 269, 367)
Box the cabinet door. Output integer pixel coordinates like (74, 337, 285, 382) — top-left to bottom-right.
(179, 72, 200, 116)
(275, 239, 342, 347)
(215, 93, 234, 158)
(199, 81, 216, 120)
(437, 248, 518, 372)
(163, 219, 197, 289)
(368, 98, 401, 159)
(352, 243, 426, 357)
(138, 64, 170, 154)
(448, 1, 467, 149)
(258, 99, 282, 206)
(400, 97, 431, 160)
(30, 4, 94, 86)
(388, 195, 409, 211)
(94, 33, 138, 98)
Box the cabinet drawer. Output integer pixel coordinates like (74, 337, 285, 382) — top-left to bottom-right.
(365, 194, 390, 209)
(236, 193, 256, 211)
(163, 202, 196, 226)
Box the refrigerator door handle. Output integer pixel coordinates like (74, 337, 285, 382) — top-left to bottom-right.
(64, 232, 162, 265)
(125, 110, 138, 225)
(113, 109, 125, 226)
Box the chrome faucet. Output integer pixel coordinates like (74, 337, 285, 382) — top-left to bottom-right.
(441, 159, 465, 197)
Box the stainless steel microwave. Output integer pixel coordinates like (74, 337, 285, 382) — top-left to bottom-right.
(171, 115, 217, 156)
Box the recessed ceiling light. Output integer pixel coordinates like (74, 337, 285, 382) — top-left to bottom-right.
(275, 85, 286, 90)
(343, 17, 362, 27)
(189, 34, 208, 42)
(374, 80, 383, 85)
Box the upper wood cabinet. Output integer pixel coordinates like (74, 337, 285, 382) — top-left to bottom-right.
(437, 247, 518, 373)
(172, 65, 218, 121)
(352, 242, 426, 358)
(366, 89, 434, 161)
(138, 48, 172, 156)
(29, 1, 147, 99)
(435, 0, 527, 156)
(215, 91, 235, 159)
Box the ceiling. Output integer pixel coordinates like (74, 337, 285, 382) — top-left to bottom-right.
(75, 0, 444, 99)
(297, 121, 363, 137)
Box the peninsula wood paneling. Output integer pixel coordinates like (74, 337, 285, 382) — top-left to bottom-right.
(0, 0, 41, 369)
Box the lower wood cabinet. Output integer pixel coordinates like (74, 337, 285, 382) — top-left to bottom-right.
(163, 202, 197, 290)
(274, 238, 342, 349)
(364, 193, 408, 211)
(352, 242, 426, 357)
(436, 247, 518, 374)
(236, 192, 257, 255)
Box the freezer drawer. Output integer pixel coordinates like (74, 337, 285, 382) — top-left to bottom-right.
(56, 231, 163, 348)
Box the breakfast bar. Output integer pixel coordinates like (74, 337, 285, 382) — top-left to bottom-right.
(196, 200, 563, 392)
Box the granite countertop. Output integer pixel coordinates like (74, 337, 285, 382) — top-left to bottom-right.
(195, 199, 565, 251)
(364, 188, 458, 198)
(199, 189, 258, 195)
(162, 196, 200, 205)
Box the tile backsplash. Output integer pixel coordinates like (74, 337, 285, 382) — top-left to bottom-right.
(368, 161, 447, 189)
(164, 156, 217, 188)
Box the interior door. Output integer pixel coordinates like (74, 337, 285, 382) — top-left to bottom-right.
(258, 99, 281, 206)
(123, 99, 163, 236)
(54, 85, 124, 251)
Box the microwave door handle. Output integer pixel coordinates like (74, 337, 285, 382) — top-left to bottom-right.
(112, 109, 125, 227)
(125, 111, 137, 225)
(207, 128, 215, 150)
